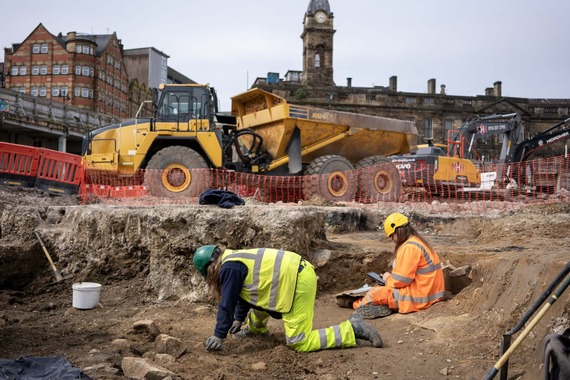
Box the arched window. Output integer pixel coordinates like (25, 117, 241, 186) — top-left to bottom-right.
(315, 45, 325, 68)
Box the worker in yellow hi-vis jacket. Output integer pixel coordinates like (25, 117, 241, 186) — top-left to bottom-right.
(192, 246, 383, 352)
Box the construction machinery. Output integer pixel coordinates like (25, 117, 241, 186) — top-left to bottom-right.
(82, 84, 418, 202)
(390, 113, 570, 197)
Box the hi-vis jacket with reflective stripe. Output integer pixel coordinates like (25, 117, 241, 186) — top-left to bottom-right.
(221, 248, 302, 313)
(385, 236, 445, 313)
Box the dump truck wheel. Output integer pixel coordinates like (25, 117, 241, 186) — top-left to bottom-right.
(304, 155, 356, 202)
(356, 156, 401, 203)
(144, 146, 209, 197)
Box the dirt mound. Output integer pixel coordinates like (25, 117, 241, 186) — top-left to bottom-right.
(0, 186, 569, 379)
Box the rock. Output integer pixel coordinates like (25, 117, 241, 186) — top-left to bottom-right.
(111, 338, 131, 350)
(194, 306, 211, 315)
(449, 265, 472, 294)
(155, 334, 187, 358)
(311, 249, 332, 267)
(251, 361, 266, 370)
(121, 356, 179, 380)
(155, 353, 177, 366)
(439, 367, 449, 376)
(133, 319, 162, 340)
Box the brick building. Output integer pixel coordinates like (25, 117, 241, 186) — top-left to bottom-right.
(3, 23, 129, 120)
(255, 0, 570, 159)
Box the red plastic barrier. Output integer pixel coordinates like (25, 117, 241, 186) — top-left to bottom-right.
(109, 185, 148, 198)
(80, 156, 570, 211)
(0, 142, 40, 188)
(35, 148, 83, 195)
(84, 184, 111, 197)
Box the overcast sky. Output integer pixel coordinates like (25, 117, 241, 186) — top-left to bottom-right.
(2, 0, 569, 111)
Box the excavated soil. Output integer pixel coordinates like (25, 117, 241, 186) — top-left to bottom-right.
(0, 186, 569, 380)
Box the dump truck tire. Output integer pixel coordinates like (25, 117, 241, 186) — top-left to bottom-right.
(304, 155, 356, 202)
(356, 156, 401, 203)
(144, 146, 209, 197)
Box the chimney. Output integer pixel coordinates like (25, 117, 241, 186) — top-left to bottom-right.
(440, 84, 446, 95)
(485, 87, 493, 96)
(493, 81, 502, 97)
(389, 76, 397, 92)
(428, 79, 436, 94)
(347, 77, 352, 88)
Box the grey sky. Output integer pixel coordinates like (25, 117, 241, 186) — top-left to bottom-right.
(2, 0, 569, 111)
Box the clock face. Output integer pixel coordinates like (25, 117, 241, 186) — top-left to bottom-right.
(315, 11, 327, 23)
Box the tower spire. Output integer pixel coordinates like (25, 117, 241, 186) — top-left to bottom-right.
(302, 0, 335, 86)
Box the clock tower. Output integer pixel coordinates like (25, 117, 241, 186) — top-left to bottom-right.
(301, 0, 335, 86)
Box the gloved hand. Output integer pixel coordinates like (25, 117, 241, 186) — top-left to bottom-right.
(205, 336, 223, 351)
(229, 320, 243, 334)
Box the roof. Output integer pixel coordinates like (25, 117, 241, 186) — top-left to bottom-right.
(307, 0, 330, 14)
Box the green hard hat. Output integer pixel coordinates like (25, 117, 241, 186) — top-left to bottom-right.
(193, 245, 218, 277)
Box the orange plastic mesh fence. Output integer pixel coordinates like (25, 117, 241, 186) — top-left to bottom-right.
(81, 155, 570, 211)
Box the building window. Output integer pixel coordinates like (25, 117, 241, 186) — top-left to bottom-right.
(82, 66, 90, 76)
(40, 65, 47, 75)
(82, 45, 90, 54)
(544, 107, 558, 114)
(39, 87, 47, 97)
(424, 98, 434, 105)
(40, 43, 48, 53)
(53, 65, 60, 75)
(61, 87, 68, 97)
(19, 66, 26, 75)
(90, 67, 94, 77)
(424, 119, 433, 139)
(52, 87, 60, 97)
(366, 94, 377, 101)
(406, 97, 416, 104)
(444, 119, 454, 140)
(74, 87, 80, 97)
(31, 87, 39, 96)
(19, 86, 26, 93)
(32, 44, 40, 53)
(81, 88, 89, 98)
(75, 65, 81, 75)
(61, 64, 68, 74)
(11, 66, 19, 76)
(31, 65, 39, 75)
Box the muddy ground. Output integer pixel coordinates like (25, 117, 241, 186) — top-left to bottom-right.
(0, 187, 569, 380)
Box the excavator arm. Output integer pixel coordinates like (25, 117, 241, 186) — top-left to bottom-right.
(448, 113, 523, 162)
(510, 117, 570, 163)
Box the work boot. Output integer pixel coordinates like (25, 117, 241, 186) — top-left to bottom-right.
(349, 313, 383, 348)
(232, 327, 269, 340)
(355, 304, 393, 319)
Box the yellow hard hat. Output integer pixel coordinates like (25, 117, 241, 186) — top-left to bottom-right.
(384, 213, 409, 237)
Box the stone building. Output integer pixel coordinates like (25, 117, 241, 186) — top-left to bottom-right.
(255, 0, 570, 159)
(123, 47, 196, 117)
(3, 23, 130, 120)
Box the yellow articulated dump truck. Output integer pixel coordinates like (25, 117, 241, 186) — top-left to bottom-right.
(82, 84, 417, 202)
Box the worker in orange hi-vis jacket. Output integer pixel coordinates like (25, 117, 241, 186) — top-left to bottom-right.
(352, 213, 446, 319)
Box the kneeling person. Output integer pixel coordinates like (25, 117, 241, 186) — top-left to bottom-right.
(193, 245, 383, 352)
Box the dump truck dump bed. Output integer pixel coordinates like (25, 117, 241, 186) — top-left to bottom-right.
(231, 88, 418, 165)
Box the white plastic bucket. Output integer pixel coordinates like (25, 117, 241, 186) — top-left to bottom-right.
(72, 282, 101, 309)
